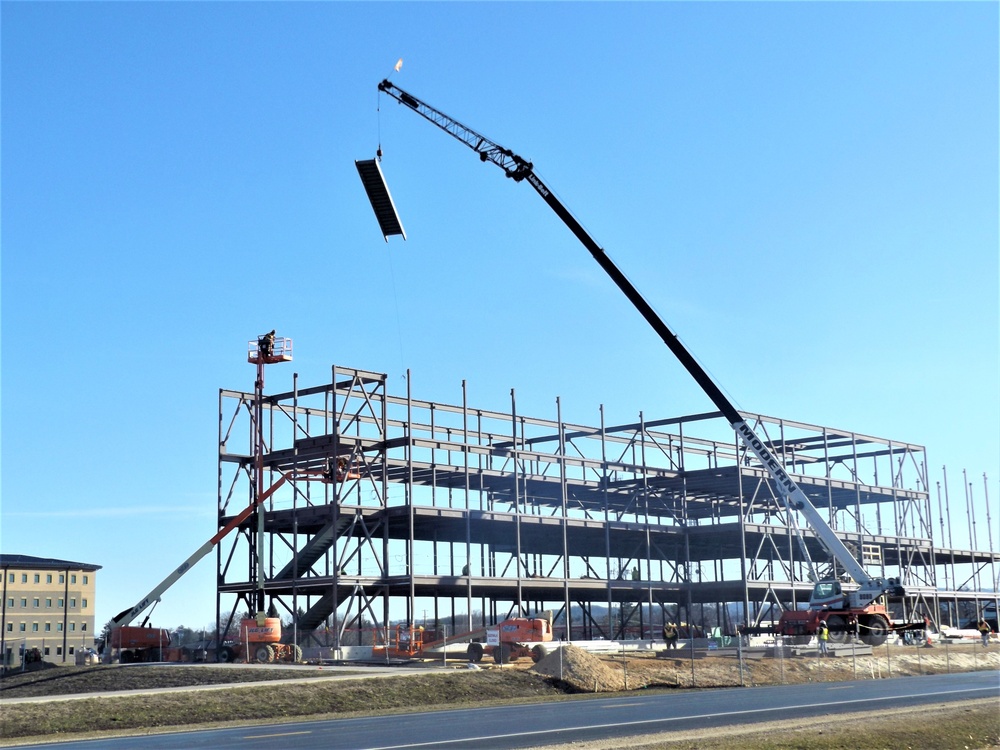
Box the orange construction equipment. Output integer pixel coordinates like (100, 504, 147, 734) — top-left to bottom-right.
(216, 616, 303, 664)
(374, 612, 553, 664)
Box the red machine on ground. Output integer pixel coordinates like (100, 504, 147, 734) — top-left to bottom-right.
(217, 616, 302, 664)
(374, 613, 554, 664)
(109, 626, 172, 663)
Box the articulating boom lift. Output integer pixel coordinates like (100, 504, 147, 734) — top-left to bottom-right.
(377, 79, 905, 645)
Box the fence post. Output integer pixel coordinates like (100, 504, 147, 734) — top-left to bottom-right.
(689, 632, 695, 687)
(737, 631, 745, 687)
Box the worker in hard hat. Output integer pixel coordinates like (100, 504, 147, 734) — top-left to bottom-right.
(259, 330, 275, 359)
(662, 622, 678, 650)
(818, 619, 830, 657)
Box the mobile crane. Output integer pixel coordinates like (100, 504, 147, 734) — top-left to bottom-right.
(375, 80, 906, 647)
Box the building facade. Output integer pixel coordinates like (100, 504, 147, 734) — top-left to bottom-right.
(1, 554, 101, 667)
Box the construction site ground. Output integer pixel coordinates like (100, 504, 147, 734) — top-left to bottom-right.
(1, 643, 997, 748)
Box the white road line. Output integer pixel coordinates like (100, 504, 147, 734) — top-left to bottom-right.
(364, 687, 993, 749)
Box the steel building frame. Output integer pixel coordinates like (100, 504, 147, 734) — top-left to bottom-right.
(216, 365, 1000, 648)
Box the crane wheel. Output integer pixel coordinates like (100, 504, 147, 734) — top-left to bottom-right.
(218, 646, 236, 663)
(531, 645, 546, 663)
(860, 617, 889, 646)
(254, 644, 275, 663)
(825, 614, 849, 644)
(120, 650, 135, 664)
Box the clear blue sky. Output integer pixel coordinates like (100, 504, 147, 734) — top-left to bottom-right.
(3, 2, 997, 633)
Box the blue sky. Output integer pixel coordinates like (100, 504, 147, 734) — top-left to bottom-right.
(2, 2, 997, 633)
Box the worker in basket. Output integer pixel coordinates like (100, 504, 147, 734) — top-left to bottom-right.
(259, 330, 275, 359)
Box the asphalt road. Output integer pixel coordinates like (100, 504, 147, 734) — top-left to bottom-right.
(12, 670, 999, 750)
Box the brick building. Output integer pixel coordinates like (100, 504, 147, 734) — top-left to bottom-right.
(1, 554, 101, 667)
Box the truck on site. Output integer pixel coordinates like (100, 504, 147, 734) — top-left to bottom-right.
(374, 612, 554, 664)
(375, 80, 917, 648)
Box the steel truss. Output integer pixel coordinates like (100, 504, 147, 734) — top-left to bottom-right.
(217, 366, 1000, 649)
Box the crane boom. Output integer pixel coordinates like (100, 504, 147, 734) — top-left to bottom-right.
(110, 474, 291, 629)
(377, 79, 903, 606)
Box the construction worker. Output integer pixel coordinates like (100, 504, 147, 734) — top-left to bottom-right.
(259, 330, 275, 359)
(978, 618, 993, 648)
(662, 622, 678, 650)
(817, 619, 830, 657)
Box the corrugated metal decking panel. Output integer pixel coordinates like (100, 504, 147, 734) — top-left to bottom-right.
(355, 159, 406, 241)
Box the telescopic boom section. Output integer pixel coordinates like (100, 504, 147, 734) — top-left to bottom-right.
(110, 474, 295, 629)
(378, 80, 899, 599)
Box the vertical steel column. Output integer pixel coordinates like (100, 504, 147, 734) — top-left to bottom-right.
(737, 429, 750, 632)
(215, 388, 224, 660)
(327, 371, 339, 654)
(407, 369, 415, 624)
(983, 475, 998, 594)
(511, 388, 523, 615)
(640, 412, 653, 638)
(557, 397, 571, 642)
(291, 372, 300, 648)
(463, 380, 473, 632)
(601, 405, 612, 638)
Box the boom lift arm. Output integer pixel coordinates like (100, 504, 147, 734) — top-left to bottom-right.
(109, 474, 295, 630)
(377, 79, 903, 607)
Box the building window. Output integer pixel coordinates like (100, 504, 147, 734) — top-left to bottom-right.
(7, 573, 13, 583)
(33, 574, 39, 583)
(70, 623, 76, 632)
(21, 574, 27, 583)
(31, 623, 38, 632)
(19, 623, 25, 632)
(5, 623, 11, 632)
(82, 599, 88, 609)
(7, 598, 13, 608)
(71, 575, 77, 584)
(56, 623, 63, 632)
(69, 647, 75, 655)
(46, 599, 52, 608)
(70, 598, 76, 608)
(43, 647, 49, 656)
(33, 599, 39, 608)
(58, 599, 64, 608)
(81, 623, 87, 632)
(83, 576, 89, 585)
(46, 574, 52, 584)
(20, 599, 27, 608)
(59, 574, 65, 584)
(44, 623, 51, 632)
(56, 647, 62, 656)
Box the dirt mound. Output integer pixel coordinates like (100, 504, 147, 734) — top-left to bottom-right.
(531, 645, 625, 692)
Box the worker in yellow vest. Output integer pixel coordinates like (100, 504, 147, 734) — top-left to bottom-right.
(818, 619, 830, 657)
(662, 622, 678, 650)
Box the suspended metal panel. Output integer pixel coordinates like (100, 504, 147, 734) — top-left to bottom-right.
(356, 159, 406, 242)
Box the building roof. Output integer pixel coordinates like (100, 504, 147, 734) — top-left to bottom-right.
(0, 554, 101, 572)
